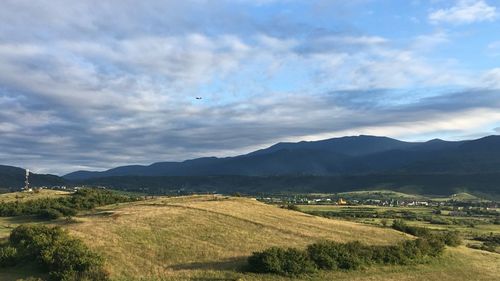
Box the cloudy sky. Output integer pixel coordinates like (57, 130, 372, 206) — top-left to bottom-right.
(1, 0, 500, 174)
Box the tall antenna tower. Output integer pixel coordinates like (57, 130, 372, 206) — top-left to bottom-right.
(24, 169, 31, 191)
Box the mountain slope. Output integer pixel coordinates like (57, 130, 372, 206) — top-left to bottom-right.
(64, 135, 500, 180)
(247, 135, 417, 156)
(65, 135, 414, 179)
(400, 136, 500, 174)
(0, 165, 65, 189)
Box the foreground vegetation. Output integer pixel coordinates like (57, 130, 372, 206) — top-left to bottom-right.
(248, 238, 446, 276)
(0, 195, 498, 280)
(0, 225, 107, 281)
(0, 190, 71, 203)
(298, 199, 499, 254)
(0, 189, 138, 220)
(248, 219, 462, 276)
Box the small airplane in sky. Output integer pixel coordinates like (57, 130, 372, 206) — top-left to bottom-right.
(195, 97, 202, 100)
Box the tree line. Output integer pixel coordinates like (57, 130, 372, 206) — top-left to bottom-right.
(0, 188, 138, 219)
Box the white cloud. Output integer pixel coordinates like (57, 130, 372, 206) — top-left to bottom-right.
(481, 68, 500, 88)
(429, 0, 497, 24)
(412, 32, 450, 51)
(299, 108, 500, 142)
(329, 36, 388, 45)
(0, 0, 498, 174)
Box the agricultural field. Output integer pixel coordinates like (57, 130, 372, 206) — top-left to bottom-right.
(0, 194, 497, 280)
(297, 202, 500, 253)
(337, 190, 428, 201)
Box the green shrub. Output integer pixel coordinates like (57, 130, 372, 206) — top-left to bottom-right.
(493, 217, 500, 225)
(0, 188, 138, 219)
(40, 236, 105, 279)
(247, 247, 316, 276)
(392, 219, 430, 237)
(428, 217, 451, 225)
(53, 206, 78, 217)
(473, 233, 500, 245)
(250, 234, 448, 276)
(38, 208, 64, 220)
(0, 246, 18, 267)
(307, 241, 339, 270)
(283, 205, 300, 211)
(7, 225, 109, 281)
(439, 231, 462, 247)
(307, 238, 444, 270)
(9, 225, 66, 258)
(371, 244, 409, 265)
(422, 236, 446, 256)
(307, 241, 366, 270)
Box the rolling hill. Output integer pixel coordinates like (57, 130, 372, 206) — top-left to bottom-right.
(1, 195, 498, 281)
(67, 196, 407, 280)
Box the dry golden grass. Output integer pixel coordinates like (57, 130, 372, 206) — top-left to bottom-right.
(141, 246, 500, 281)
(67, 195, 407, 280)
(1, 195, 496, 281)
(0, 190, 71, 240)
(0, 189, 70, 203)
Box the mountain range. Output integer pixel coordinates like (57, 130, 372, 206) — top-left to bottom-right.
(0, 165, 65, 190)
(2, 135, 500, 197)
(64, 135, 500, 179)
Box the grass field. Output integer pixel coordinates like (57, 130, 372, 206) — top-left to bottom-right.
(0, 189, 72, 240)
(298, 203, 500, 256)
(66, 196, 406, 280)
(337, 190, 427, 200)
(297, 190, 490, 202)
(432, 192, 488, 202)
(0, 195, 498, 281)
(0, 189, 71, 203)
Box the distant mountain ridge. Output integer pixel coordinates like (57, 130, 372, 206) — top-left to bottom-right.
(64, 135, 499, 180)
(0, 165, 65, 189)
(1, 135, 500, 197)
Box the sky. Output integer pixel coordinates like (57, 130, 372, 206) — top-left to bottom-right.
(0, 0, 500, 175)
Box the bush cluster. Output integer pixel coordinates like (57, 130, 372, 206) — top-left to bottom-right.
(0, 188, 137, 220)
(0, 225, 109, 281)
(472, 233, 500, 244)
(391, 219, 462, 247)
(467, 243, 497, 253)
(468, 233, 500, 253)
(247, 235, 450, 276)
(0, 246, 18, 267)
(281, 204, 300, 211)
(391, 219, 430, 237)
(307, 209, 489, 228)
(247, 247, 316, 276)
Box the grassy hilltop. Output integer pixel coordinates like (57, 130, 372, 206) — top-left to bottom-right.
(67, 196, 406, 280)
(0, 194, 498, 281)
(0, 189, 71, 203)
